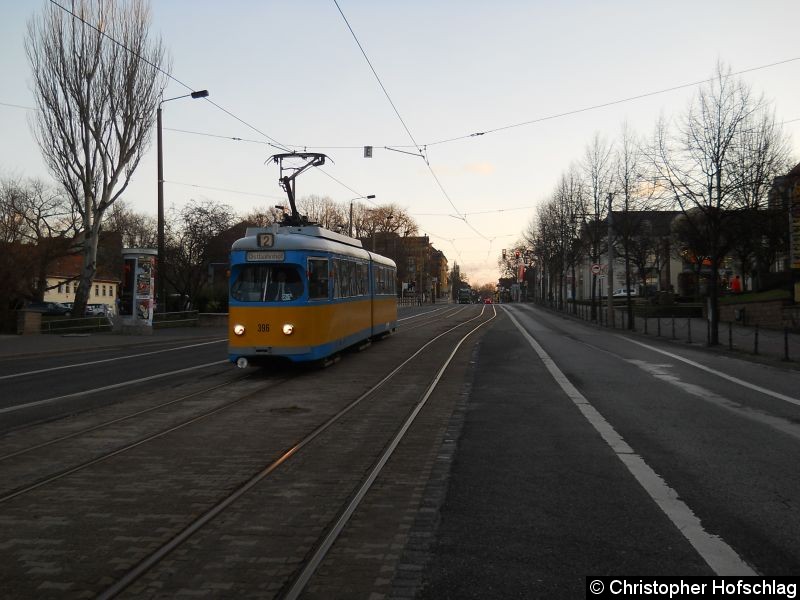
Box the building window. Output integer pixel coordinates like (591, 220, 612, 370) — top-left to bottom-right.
(58, 282, 64, 293)
(109, 287, 114, 298)
(95, 285, 99, 297)
(73, 282, 78, 294)
(102, 285, 106, 296)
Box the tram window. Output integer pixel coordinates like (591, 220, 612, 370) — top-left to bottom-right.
(358, 263, 369, 295)
(231, 265, 303, 302)
(373, 265, 395, 295)
(333, 259, 368, 298)
(308, 258, 329, 300)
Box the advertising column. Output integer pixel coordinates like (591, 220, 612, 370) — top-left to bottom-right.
(117, 248, 157, 334)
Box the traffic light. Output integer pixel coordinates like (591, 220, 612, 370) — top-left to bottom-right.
(502, 249, 507, 259)
(515, 250, 520, 258)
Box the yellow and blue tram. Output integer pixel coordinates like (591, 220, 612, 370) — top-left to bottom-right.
(228, 223, 397, 366)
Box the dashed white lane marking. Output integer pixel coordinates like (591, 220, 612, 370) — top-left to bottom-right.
(0, 360, 228, 415)
(504, 307, 756, 576)
(0, 339, 226, 380)
(628, 360, 800, 442)
(618, 336, 800, 407)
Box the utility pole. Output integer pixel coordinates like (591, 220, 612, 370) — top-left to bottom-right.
(606, 193, 615, 328)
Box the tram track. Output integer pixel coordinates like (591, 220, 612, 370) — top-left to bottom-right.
(106, 305, 496, 598)
(281, 305, 497, 599)
(0, 307, 494, 597)
(0, 374, 296, 503)
(0, 305, 473, 494)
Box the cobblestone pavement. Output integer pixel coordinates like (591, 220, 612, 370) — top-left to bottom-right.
(0, 305, 489, 599)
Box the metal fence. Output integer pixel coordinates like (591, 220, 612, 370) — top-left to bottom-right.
(565, 301, 799, 363)
(40, 316, 112, 335)
(153, 310, 199, 328)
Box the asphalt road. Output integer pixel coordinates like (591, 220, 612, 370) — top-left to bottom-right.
(415, 302, 800, 597)
(0, 332, 230, 432)
(2, 306, 799, 598)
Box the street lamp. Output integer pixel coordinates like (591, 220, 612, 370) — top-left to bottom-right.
(349, 195, 375, 237)
(156, 89, 209, 312)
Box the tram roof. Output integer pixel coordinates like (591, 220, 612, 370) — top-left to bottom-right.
(233, 224, 396, 265)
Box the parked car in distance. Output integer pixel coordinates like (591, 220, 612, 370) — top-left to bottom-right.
(86, 303, 114, 317)
(612, 287, 638, 298)
(25, 301, 72, 316)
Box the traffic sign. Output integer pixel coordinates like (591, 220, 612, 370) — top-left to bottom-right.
(591, 263, 601, 275)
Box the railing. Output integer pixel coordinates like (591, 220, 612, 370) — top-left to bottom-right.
(41, 316, 112, 334)
(545, 299, 800, 363)
(153, 310, 199, 328)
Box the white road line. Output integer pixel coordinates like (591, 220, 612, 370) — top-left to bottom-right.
(504, 307, 756, 576)
(627, 359, 800, 442)
(397, 306, 453, 322)
(618, 336, 800, 407)
(0, 339, 227, 381)
(0, 360, 228, 415)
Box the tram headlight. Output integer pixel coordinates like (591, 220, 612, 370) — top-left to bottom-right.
(282, 323, 294, 335)
(233, 324, 246, 336)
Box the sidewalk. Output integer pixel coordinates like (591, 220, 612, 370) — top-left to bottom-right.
(0, 326, 228, 359)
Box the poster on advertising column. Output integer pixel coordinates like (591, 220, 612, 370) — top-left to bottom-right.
(136, 256, 154, 325)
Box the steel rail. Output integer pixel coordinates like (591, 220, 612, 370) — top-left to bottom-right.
(98, 305, 494, 600)
(0, 375, 292, 504)
(283, 305, 497, 599)
(0, 372, 250, 462)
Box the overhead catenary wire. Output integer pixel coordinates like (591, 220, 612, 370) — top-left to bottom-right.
(421, 56, 800, 147)
(46, 0, 292, 153)
(331, 0, 423, 157)
(332, 0, 484, 233)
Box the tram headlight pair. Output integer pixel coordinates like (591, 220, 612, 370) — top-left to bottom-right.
(233, 323, 292, 335)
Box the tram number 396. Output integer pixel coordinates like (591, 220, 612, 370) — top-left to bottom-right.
(258, 323, 270, 332)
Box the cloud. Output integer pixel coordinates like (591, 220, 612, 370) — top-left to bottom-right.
(426, 162, 496, 177)
(465, 162, 495, 175)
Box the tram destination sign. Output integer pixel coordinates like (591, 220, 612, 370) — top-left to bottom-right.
(247, 251, 285, 262)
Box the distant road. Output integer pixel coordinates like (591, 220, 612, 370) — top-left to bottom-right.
(417, 302, 800, 597)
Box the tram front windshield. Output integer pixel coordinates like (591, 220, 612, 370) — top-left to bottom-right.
(232, 264, 303, 302)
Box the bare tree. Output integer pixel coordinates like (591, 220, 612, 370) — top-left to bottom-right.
(650, 62, 766, 344)
(26, 0, 169, 317)
(553, 167, 587, 310)
(297, 195, 348, 231)
(103, 200, 156, 248)
(353, 203, 418, 240)
(528, 198, 563, 306)
(612, 122, 660, 326)
(727, 106, 793, 288)
(164, 200, 235, 311)
(242, 205, 285, 227)
(0, 177, 78, 303)
(582, 133, 614, 318)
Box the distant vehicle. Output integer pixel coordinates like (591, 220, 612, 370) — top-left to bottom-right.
(86, 303, 114, 317)
(612, 287, 638, 298)
(457, 288, 472, 304)
(25, 301, 72, 316)
(484, 297, 493, 304)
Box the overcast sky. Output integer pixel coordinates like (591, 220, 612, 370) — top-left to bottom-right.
(2, 0, 799, 285)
